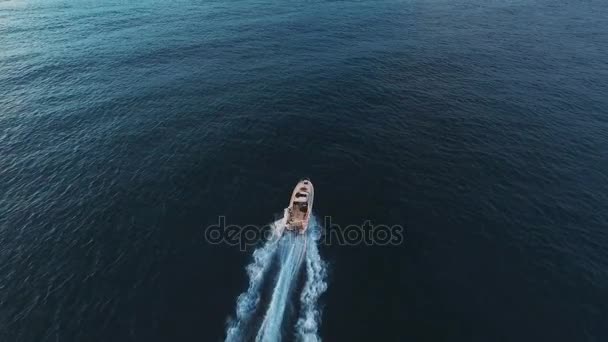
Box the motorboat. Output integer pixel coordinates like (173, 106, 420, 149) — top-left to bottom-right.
(281, 179, 314, 235)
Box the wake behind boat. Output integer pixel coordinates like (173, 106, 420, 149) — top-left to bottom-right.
(277, 179, 314, 236)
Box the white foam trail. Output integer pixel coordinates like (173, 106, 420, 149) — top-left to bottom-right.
(225, 221, 281, 342)
(295, 218, 328, 342)
(225, 216, 328, 342)
(255, 233, 306, 342)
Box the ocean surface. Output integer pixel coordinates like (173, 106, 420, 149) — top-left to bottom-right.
(1, 0, 607, 341)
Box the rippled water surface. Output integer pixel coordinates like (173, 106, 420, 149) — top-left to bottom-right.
(1, 0, 607, 341)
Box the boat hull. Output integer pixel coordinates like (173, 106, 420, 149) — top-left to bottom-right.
(283, 179, 314, 234)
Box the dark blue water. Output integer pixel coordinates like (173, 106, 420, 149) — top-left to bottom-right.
(1, 0, 607, 341)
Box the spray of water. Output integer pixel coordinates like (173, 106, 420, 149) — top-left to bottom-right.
(295, 217, 328, 342)
(225, 221, 281, 342)
(255, 233, 306, 341)
(225, 217, 327, 342)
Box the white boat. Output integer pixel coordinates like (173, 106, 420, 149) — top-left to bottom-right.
(281, 179, 314, 235)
